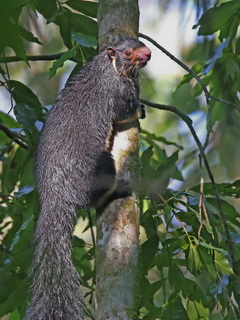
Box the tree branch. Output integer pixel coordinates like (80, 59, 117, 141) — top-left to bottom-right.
(141, 98, 234, 265)
(0, 52, 76, 63)
(1, 35, 239, 112)
(0, 124, 28, 149)
(139, 33, 240, 112)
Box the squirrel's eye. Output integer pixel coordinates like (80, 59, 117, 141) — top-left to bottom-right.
(125, 51, 132, 57)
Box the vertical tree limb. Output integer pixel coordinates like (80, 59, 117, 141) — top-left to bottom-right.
(96, 1, 141, 319)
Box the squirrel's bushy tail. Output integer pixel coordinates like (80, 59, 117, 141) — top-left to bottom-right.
(27, 202, 85, 320)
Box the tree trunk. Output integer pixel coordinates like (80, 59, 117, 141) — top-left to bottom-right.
(96, 1, 141, 319)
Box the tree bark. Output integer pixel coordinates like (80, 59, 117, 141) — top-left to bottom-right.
(96, 1, 141, 319)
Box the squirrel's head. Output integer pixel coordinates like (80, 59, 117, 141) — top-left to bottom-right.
(106, 38, 151, 77)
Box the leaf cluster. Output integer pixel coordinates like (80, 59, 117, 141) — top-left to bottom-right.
(135, 1, 240, 318)
(182, 0, 240, 131)
(137, 136, 239, 320)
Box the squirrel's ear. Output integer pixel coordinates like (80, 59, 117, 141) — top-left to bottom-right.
(107, 47, 116, 59)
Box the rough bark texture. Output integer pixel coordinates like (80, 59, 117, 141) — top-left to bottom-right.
(96, 1, 141, 319)
(98, 0, 139, 49)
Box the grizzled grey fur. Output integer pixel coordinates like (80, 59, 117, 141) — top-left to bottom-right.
(27, 38, 151, 320)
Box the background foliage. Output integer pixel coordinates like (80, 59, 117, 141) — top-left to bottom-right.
(0, 0, 240, 319)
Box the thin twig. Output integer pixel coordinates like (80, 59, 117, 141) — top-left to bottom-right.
(0, 124, 28, 150)
(174, 213, 192, 244)
(2, 53, 15, 114)
(198, 176, 204, 240)
(87, 210, 96, 305)
(139, 33, 240, 112)
(141, 99, 193, 125)
(87, 210, 96, 248)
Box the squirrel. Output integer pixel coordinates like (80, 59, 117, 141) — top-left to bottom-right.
(27, 38, 151, 320)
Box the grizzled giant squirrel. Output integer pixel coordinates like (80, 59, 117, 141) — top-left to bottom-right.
(27, 38, 151, 320)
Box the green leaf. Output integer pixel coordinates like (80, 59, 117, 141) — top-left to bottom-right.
(141, 147, 182, 198)
(187, 300, 209, 320)
(198, 246, 217, 280)
(0, 0, 29, 14)
(33, 0, 58, 19)
(142, 307, 162, 320)
(180, 278, 206, 303)
(0, 112, 21, 128)
(210, 101, 225, 126)
(214, 251, 234, 275)
(49, 46, 77, 79)
(202, 220, 213, 235)
(10, 215, 34, 253)
(206, 197, 240, 229)
(199, 242, 227, 255)
(223, 307, 240, 320)
(141, 234, 159, 274)
(141, 130, 183, 149)
(228, 14, 239, 40)
(197, 1, 240, 36)
(188, 243, 202, 274)
(178, 73, 194, 87)
(171, 83, 199, 114)
(176, 211, 198, 230)
(225, 180, 240, 198)
(17, 25, 42, 45)
(225, 58, 240, 81)
(192, 82, 203, 97)
(192, 181, 240, 198)
(141, 145, 153, 167)
(141, 279, 165, 306)
(66, 0, 98, 18)
(4, 248, 32, 273)
(8, 80, 41, 107)
(157, 150, 183, 182)
(0, 277, 28, 317)
(162, 294, 189, 319)
(168, 263, 184, 291)
(192, 63, 204, 74)
(235, 36, 240, 55)
(19, 155, 36, 186)
(0, 18, 27, 61)
(8, 309, 20, 320)
(140, 211, 158, 238)
(1, 147, 22, 194)
(14, 104, 37, 129)
(154, 252, 170, 269)
(72, 32, 97, 47)
(8, 80, 43, 120)
(67, 10, 98, 36)
(54, 10, 73, 48)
